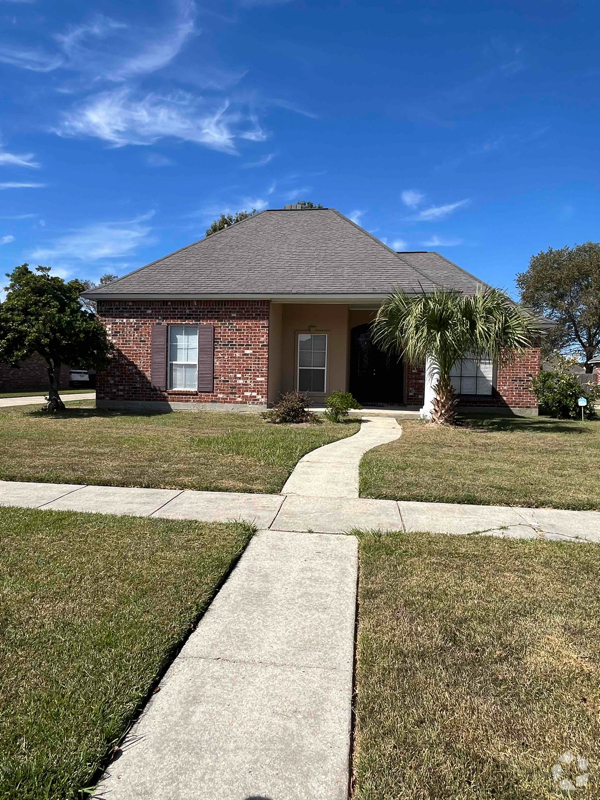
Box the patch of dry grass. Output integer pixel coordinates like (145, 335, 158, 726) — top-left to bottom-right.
(0, 403, 359, 493)
(0, 506, 253, 800)
(360, 416, 600, 510)
(353, 531, 600, 799)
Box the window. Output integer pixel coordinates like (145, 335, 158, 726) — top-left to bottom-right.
(450, 355, 493, 396)
(298, 333, 327, 393)
(169, 325, 198, 390)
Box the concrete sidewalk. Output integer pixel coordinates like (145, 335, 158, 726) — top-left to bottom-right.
(94, 530, 357, 800)
(1, 480, 598, 541)
(281, 415, 401, 498)
(0, 392, 95, 408)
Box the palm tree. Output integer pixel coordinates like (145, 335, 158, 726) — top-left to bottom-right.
(372, 288, 537, 425)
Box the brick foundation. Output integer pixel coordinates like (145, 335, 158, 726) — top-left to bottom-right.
(0, 353, 70, 393)
(96, 300, 270, 406)
(402, 348, 541, 412)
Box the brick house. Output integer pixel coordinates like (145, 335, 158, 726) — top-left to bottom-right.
(83, 207, 544, 416)
(0, 353, 70, 393)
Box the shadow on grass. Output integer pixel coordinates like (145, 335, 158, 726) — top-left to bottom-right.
(457, 414, 594, 435)
(26, 407, 171, 420)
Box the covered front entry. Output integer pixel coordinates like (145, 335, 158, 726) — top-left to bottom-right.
(349, 323, 404, 405)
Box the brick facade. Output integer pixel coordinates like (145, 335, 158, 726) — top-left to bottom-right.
(402, 348, 542, 411)
(0, 353, 70, 393)
(96, 300, 270, 405)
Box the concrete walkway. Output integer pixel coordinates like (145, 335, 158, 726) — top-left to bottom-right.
(94, 530, 357, 799)
(281, 415, 401, 498)
(1, 480, 599, 541)
(0, 392, 95, 408)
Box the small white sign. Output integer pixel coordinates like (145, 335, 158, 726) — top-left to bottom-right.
(578, 397, 588, 407)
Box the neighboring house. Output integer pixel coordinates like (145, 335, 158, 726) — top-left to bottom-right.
(0, 353, 70, 393)
(590, 356, 600, 384)
(83, 206, 544, 416)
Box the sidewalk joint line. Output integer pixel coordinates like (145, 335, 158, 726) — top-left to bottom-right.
(36, 484, 88, 509)
(148, 489, 185, 518)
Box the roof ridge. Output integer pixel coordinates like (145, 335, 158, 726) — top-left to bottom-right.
(328, 209, 442, 289)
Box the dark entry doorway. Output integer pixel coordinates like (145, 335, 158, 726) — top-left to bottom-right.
(349, 323, 403, 405)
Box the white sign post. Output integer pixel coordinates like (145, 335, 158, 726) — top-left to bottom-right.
(578, 396, 588, 422)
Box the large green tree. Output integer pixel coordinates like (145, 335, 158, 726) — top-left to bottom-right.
(205, 209, 257, 237)
(516, 242, 600, 372)
(0, 265, 113, 412)
(372, 288, 536, 425)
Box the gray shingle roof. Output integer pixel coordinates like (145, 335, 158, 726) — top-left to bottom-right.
(83, 209, 482, 298)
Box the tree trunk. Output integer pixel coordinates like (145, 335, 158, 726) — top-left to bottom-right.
(45, 361, 65, 413)
(430, 373, 459, 425)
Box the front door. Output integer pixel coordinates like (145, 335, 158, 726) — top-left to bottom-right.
(349, 323, 403, 405)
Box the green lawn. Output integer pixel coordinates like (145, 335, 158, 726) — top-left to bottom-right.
(0, 388, 94, 399)
(354, 531, 600, 800)
(360, 415, 600, 510)
(0, 403, 359, 494)
(0, 506, 253, 800)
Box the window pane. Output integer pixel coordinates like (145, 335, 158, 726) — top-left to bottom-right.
(462, 359, 477, 376)
(311, 369, 325, 392)
(312, 335, 326, 352)
(170, 363, 184, 389)
(450, 377, 461, 394)
(477, 375, 493, 395)
(449, 362, 461, 378)
(299, 350, 313, 368)
(184, 364, 197, 390)
(298, 334, 312, 351)
(461, 377, 477, 394)
(298, 369, 311, 392)
(312, 351, 326, 368)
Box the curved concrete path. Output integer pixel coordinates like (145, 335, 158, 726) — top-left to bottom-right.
(281, 415, 402, 498)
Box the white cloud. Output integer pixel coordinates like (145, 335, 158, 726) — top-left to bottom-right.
(347, 210, 364, 225)
(392, 238, 408, 250)
(401, 189, 424, 209)
(242, 152, 276, 168)
(145, 152, 175, 167)
(409, 199, 470, 221)
(283, 186, 311, 202)
(0, 149, 40, 168)
(0, 213, 36, 219)
(421, 234, 463, 247)
(239, 0, 293, 6)
(0, 182, 46, 189)
(241, 196, 268, 211)
(267, 180, 276, 195)
(0, 44, 63, 72)
(55, 89, 266, 154)
(1, 235, 15, 244)
(31, 212, 155, 261)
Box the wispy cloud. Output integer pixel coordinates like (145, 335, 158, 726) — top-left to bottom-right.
(0, 44, 63, 72)
(144, 152, 175, 167)
(242, 152, 275, 168)
(408, 199, 469, 221)
(282, 186, 311, 202)
(347, 209, 365, 225)
(0, 182, 46, 189)
(0, 235, 15, 245)
(421, 234, 463, 247)
(267, 180, 276, 195)
(0, 149, 40, 168)
(241, 196, 268, 211)
(238, 0, 293, 7)
(31, 211, 155, 261)
(55, 88, 266, 153)
(0, 213, 37, 219)
(401, 189, 424, 209)
(392, 238, 408, 250)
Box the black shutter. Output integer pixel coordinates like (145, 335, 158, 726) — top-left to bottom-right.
(151, 325, 168, 390)
(197, 325, 214, 393)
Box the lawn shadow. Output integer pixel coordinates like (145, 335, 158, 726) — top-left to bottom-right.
(458, 414, 594, 435)
(26, 406, 171, 420)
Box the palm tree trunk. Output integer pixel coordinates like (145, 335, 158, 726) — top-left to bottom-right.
(430, 373, 458, 425)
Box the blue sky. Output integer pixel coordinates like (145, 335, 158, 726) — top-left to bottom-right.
(0, 0, 598, 296)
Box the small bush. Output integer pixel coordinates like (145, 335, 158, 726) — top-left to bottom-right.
(263, 391, 319, 424)
(531, 367, 600, 419)
(323, 391, 362, 423)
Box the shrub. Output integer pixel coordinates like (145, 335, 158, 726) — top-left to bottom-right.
(263, 391, 319, 424)
(323, 391, 362, 423)
(531, 367, 600, 419)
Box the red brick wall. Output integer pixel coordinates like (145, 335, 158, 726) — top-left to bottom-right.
(0, 353, 70, 392)
(96, 300, 270, 405)
(594, 366, 600, 385)
(401, 348, 541, 410)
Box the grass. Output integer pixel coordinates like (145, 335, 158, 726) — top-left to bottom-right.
(360, 415, 600, 510)
(0, 388, 94, 399)
(0, 403, 359, 494)
(353, 530, 600, 800)
(0, 506, 253, 800)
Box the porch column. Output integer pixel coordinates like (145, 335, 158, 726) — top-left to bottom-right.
(420, 357, 439, 420)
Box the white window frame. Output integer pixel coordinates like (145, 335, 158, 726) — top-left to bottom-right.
(450, 354, 495, 396)
(297, 333, 328, 394)
(168, 325, 199, 391)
